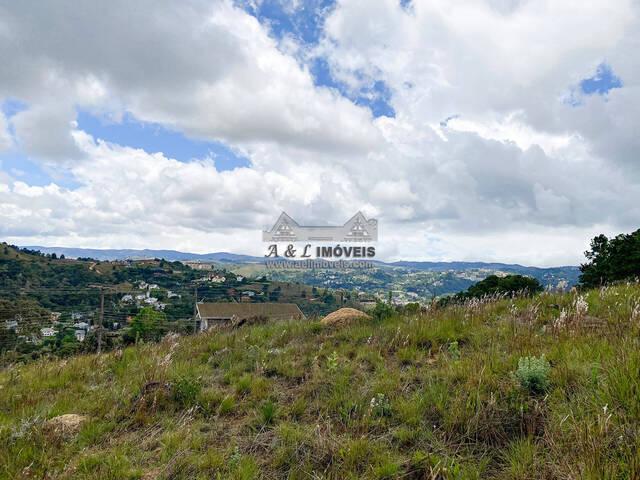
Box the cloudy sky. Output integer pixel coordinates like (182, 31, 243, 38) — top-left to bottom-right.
(0, 0, 638, 266)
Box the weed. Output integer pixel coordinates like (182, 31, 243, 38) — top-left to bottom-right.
(260, 399, 277, 425)
(326, 351, 338, 372)
(512, 355, 551, 393)
(170, 375, 201, 408)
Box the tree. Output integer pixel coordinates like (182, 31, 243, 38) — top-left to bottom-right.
(580, 229, 640, 288)
(438, 274, 543, 307)
(128, 307, 167, 342)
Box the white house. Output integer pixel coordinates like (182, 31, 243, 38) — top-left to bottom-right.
(4, 320, 18, 330)
(75, 329, 86, 342)
(41, 327, 56, 337)
(121, 294, 134, 303)
(73, 321, 89, 330)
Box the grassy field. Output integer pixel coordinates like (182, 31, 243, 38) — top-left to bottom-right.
(1, 283, 639, 479)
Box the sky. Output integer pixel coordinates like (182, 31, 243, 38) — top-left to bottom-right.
(0, 0, 638, 266)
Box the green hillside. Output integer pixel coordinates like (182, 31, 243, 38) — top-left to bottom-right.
(0, 244, 362, 364)
(1, 283, 639, 479)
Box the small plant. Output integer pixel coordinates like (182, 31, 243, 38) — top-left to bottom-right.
(310, 321, 323, 334)
(217, 396, 235, 416)
(235, 374, 252, 396)
(230, 445, 241, 466)
(448, 340, 460, 361)
(327, 351, 339, 372)
(512, 355, 551, 393)
(368, 393, 391, 417)
(260, 399, 277, 425)
(574, 294, 588, 316)
(170, 375, 201, 408)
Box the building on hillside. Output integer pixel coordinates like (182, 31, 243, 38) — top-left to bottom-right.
(50, 312, 62, 322)
(41, 327, 56, 337)
(136, 259, 159, 265)
(4, 320, 18, 330)
(121, 294, 134, 303)
(183, 261, 214, 270)
(196, 302, 304, 331)
(75, 329, 86, 342)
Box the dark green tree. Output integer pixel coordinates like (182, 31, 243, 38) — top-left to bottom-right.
(579, 229, 640, 288)
(438, 274, 543, 306)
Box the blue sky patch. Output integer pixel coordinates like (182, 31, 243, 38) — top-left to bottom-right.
(310, 57, 396, 118)
(0, 153, 82, 189)
(237, 0, 395, 118)
(76, 110, 250, 170)
(580, 63, 622, 96)
(235, 0, 336, 45)
(1, 98, 29, 118)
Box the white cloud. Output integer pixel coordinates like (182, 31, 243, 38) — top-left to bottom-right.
(0, 111, 12, 152)
(0, 0, 638, 265)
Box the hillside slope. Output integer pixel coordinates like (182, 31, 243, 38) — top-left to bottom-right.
(22, 246, 581, 300)
(1, 284, 639, 479)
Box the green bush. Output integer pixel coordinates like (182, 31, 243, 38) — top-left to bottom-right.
(171, 376, 201, 408)
(512, 355, 551, 393)
(371, 300, 394, 321)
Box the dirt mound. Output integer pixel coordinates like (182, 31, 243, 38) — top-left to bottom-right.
(45, 414, 87, 436)
(321, 308, 370, 326)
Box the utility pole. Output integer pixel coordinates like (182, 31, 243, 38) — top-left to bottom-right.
(97, 289, 104, 354)
(193, 283, 198, 334)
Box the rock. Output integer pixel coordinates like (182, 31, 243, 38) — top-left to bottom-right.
(321, 308, 370, 326)
(45, 414, 87, 436)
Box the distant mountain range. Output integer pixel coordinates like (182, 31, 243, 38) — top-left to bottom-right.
(23, 246, 261, 263)
(21, 246, 581, 300)
(23, 246, 579, 271)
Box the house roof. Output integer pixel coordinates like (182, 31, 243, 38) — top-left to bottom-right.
(197, 302, 304, 320)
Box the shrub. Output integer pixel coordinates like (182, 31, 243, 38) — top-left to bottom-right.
(171, 376, 201, 408)
(512, 355, 551, 393)
(310, 321, 323, 334)
(371, 300, 394, 321)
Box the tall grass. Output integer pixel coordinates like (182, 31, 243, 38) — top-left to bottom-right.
(1, 282, 640, 478)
